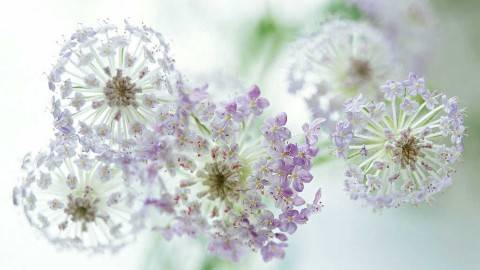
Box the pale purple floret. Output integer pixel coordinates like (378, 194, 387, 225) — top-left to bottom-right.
(403, 72, 426, 96)
(331, 121, 353, 158)
(237, 85, 270, 116)
(380, 80, 402, 100)
(261, 112, 291, 142)
(400, 98, 419, 114)
(278, 210, 303, 234)
(344, 94, 367, 113)
(302, 117, 325, 145)
(261, 241, 288, 262)
(208, 236, 246, 262)
(290, 167, 313, 192)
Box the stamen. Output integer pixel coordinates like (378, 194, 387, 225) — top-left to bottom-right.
(103, 69, 142, 108)
(392, 128, 431, 170)
(64, 186, 99, 232)
(200, 161, 240, 201)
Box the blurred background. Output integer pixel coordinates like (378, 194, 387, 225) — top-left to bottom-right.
(0, 0, 479, 269)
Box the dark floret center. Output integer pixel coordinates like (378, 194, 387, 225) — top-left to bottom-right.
(201, 162, 240, 201)
(349, 58, 372, 81)
(393, 129, 432, 170)
(103, 69, 141, 107)
(64, 187, 99, 231)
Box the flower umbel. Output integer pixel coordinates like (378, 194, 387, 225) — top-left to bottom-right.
(347, 0, 436, 72)
(122, 84, 324, 261)
(49, 20, 179, 142)
(332, 73, 465, 210)
(287, 19, 398, 127)
(13, 135, 145, 252)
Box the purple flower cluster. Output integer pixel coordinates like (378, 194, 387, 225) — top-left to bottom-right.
(108, 83, 325, 262)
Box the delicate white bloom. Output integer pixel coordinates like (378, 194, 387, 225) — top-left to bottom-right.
(13, 136, 146, 252)
(287, 19, 399, 127)
(347, 0, 436, 72)
(331, 73, 465, 210)
(49, 20, 180, 142)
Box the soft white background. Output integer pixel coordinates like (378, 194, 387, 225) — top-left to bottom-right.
(1, 1, 479, 269)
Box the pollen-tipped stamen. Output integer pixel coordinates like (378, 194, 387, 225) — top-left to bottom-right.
(103, 69, 142, 108)
(200, 162, 240, 201)
(64, 186, 99, 232)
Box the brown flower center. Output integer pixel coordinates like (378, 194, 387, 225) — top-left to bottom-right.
(349, 58, 372, 82)
(64, 186, 99, 231)
(200, 161, 240, 201)
(103, 69, 141, 107)
(393, 129, 432, 170)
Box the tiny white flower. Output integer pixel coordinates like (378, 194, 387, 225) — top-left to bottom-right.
(37, 173, 52, 189)
(96, 164, 112, 181)
(70, 93, 86, 110)
(78, 53, 94, 66)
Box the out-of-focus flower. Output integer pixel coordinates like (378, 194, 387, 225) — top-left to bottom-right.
(12, 135, 146, 252)
(331, 73, 465, 210)
(48, 20, 180, 142)
(188, 71, 245, 101)
(347, 0, 436, 72)
(287, 19, 398, 127)
(116, 83, 324, 262)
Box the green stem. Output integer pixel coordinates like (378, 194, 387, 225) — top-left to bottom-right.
(191, 113, 212, 136)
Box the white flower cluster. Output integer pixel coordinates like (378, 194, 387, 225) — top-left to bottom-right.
(49, 20, 180, 143)
(287, 19, 399, 127)
(331, 74, 465, 210)
(13, 135, 146, 252)
(15, 20, 180, 253)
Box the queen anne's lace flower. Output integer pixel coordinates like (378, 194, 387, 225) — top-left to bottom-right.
(12, 134, 146, 252)
(332, 73, 465, 210)
(112, 83, 324, 261)
(49, 20, 180, 142)
(287, 19, 398, 127)
(347, 0, 436, 72)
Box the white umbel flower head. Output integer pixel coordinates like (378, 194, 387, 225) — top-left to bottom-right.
(347, 0, 436, 72)
(13, 136, 146, 252)
(287, 19, 398, 127)
(49, 20, 180, 142)
(331, 73, 465, 210)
